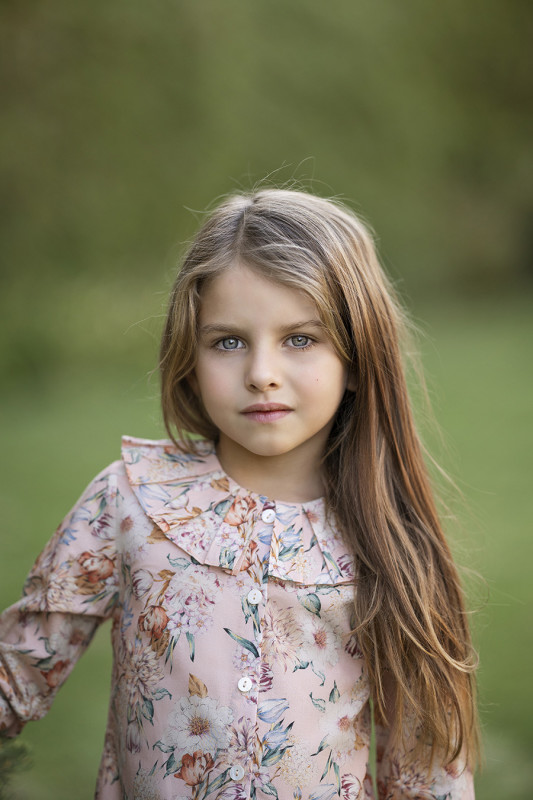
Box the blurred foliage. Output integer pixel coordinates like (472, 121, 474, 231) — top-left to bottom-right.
(0, 739, 32, 800)
(1, 0, 532, 388)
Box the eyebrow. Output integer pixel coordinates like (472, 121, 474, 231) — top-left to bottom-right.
(199, 319, 326, 336)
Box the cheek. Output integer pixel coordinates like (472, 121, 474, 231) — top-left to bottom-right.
(195, 361, 233, 401)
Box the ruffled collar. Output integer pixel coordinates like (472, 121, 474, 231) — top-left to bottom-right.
(121, 436, 355, 586)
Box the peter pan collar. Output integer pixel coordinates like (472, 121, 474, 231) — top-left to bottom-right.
(121, 436, 355, 586)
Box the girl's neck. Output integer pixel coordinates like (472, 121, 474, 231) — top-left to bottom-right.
(215, 439, 325, 504)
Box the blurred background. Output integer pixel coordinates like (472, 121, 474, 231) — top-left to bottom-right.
(0, 1, 531, 797)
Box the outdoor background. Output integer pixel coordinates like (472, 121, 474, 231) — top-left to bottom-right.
(0, 1, 532, 798)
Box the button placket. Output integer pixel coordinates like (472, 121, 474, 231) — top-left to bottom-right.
(261, 507, 276, 524)
(229, 764, 245, 781)
(247, 587, 262, 605)
(237, 675, 253, 693)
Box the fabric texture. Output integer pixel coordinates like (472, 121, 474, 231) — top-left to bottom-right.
(0, 437, 474, 799)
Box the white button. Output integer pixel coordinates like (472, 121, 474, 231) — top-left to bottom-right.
(230, 764, 245, 781)
(238, 676, 253, 693)
(247, 588, 262, 605)
(261, 508, 276, 524)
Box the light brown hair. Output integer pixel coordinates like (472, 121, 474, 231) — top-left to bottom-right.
(160, 188, 479, 768)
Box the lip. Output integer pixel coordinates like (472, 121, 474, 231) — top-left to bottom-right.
(241, 403, 292, 424)
(242, 403, 292, 413)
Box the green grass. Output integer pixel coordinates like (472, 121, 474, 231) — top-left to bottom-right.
(0, 297, 532, 799)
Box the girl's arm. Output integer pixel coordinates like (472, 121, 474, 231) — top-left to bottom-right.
(0, 464, 120, 736)
(374, 688, 475, 800)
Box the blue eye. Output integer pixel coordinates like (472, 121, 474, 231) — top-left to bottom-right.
(217, 337, 241, 350)
(289, 335, 311, 348)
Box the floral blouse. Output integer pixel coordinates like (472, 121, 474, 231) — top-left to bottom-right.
(0, 437, 474, 800)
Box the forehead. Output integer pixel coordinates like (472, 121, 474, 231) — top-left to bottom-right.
(198, 263, 320, 324)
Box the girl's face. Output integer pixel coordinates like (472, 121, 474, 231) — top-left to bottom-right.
(192, 263, 351, 475)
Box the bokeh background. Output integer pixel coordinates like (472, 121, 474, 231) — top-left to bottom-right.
(1, 1, 532, 798)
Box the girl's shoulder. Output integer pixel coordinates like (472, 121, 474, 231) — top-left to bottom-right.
(120, 435, 219, 486)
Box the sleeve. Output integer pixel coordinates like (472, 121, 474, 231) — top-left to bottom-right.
(0, 463, 121, 737)
(374, 685, 475, 799)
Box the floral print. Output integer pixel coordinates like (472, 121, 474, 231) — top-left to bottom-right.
(0, 437, 474, 799)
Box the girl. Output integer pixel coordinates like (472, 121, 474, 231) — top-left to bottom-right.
(0, 188, 479, 799)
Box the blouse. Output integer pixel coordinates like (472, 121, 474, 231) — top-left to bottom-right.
(0, 436, 474, 800)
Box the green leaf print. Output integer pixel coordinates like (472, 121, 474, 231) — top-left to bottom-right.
(328, 681, 340, 703)
(310, 737, 329, 756)
(142, 698, 154, 723)
(224, 628, 260, 658)
(298, 592, 321, 617)
(214, 498, 233, 517)
(321, 550, 342, 577)
(309, 692, 326, 712)
(320, 751, 333, 781)
(153, 740, 174, 754)
(186, 631, 195, 661)
(153, 687, 172, 700)
(262, 747, 289, 767)
(165, 633, 180, 665)
(167, 555, 191, 569)
(164, 752, 179, 777)
(333, 762, 341, 793)
(261, 784, 279, 797)
(34, 655, 54, 669)
(219, 548, 236, 569)
(204, 767, 230, 795)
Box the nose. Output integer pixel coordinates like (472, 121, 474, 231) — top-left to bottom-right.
(245, 347, 282, 392)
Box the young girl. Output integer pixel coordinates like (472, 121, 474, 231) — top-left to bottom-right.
(0, 189, 479, 799)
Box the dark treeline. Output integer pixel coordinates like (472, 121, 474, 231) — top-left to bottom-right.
(1, 0, 531, 383)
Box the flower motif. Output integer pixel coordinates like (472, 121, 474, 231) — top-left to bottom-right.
(383, 759, 435, 800)
(42, 569, 79, 611)
(318, 692, 369, 763)
(224, 495, 257, 526)
(341, 773, 362, 799)
(309, 784, 338, 800)
(261, 604, 302, 671)
(126, 721, 142, 754)
(116, 493, 151, 556)
(257, 698, 289, 724)
(239, 539, 258, 572)
(165, 565, 221, 638)
(344, 631, 363, 660)
(41, 659, 70, 689)
(279, 738, 317, 789)
(165, 694, 233, 757)
(336, 553, 355, 579)
(131, 568, 153, 599)
(120, 637, 165, 713)
(227, 716, 256, 765)
(299, 614, 342, 674)
(138, 605, 168, 639)
(77, 551, 114, 583)
(259, 662, 273, 693)
(132, 768, 162, 800)
(174, 751, 214, 786)
(215, 786, 248, 800)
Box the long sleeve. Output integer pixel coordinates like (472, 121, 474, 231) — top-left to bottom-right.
(0, 464, 120, 737)
(374, 709, 475, 799)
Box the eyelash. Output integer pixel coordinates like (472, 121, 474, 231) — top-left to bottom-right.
(213, 335, 316, 352)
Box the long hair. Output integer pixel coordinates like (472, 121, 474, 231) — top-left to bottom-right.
(159, 188, 479, 768)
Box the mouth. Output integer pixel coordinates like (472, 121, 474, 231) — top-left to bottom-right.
(241, 403, 292, 423)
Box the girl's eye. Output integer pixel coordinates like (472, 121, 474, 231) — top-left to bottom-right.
(288, 335, 312, 348)
(216, 337, 243, 350)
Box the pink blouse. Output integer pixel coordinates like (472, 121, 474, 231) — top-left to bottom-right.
(0, 437, 474, 799)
